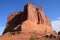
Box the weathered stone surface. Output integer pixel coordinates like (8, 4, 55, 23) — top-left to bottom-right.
(21, 3, 55, 36)
(3, 11, 23, 34)
(0, 3, 57, 40)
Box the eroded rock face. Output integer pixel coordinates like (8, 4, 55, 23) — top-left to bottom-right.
(21, 3, 55, 36)
(2, 3, 57, 40)
(3, 11, 23, 34)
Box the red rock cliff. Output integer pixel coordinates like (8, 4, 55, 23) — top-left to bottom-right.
(1, 3, 57, 40)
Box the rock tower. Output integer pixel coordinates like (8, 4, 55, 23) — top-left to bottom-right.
(1, 3, 57, 40)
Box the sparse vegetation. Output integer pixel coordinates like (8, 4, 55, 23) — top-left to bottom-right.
(30, 35, 37, 40)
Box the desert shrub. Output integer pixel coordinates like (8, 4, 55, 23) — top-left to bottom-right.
(44, 37, 52, 40)
(30, 35, 37, 40)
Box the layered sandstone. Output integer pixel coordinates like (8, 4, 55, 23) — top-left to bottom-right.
(3, 11, 23, 34)
(0, 3, 57, 40)
(21, 3, 55, 36)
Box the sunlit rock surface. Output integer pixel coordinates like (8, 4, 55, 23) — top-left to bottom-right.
(0, 3, 57, 40)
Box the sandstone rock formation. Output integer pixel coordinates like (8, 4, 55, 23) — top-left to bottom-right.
(21, 3, 54, 35)
(3, 11, 23, 34)
(0, 3, 57, 40)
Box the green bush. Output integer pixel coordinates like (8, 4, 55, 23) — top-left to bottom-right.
(30, 36, 37, 40)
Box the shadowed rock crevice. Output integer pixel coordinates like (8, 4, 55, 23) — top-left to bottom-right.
(3, 13, 22, 34)
(3, 11, 28, 34)
(3, 7, 28, 34)
(22, 4, 28, 21)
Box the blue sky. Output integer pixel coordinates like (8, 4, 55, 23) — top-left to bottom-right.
(0, 0, 60, 35)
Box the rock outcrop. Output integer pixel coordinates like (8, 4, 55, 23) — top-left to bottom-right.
(21, 3, 54, 35)
(58, 31, 60, 35)
(3, 11, 23, 34)
(0, 3, 57, 40)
